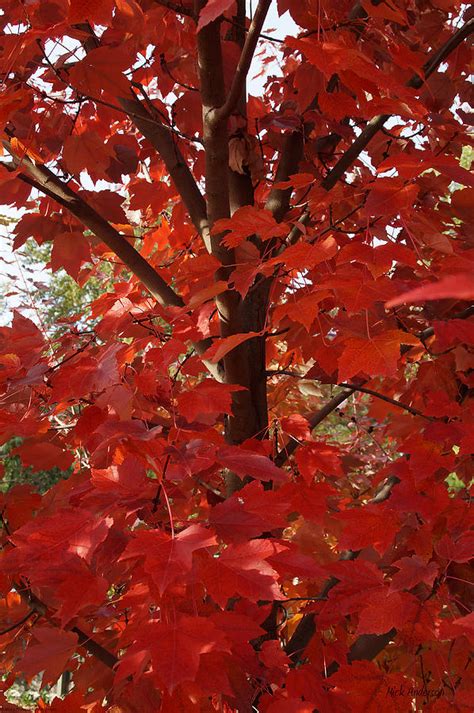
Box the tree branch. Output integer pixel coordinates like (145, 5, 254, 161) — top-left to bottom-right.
(0, 608, 35, 636)
(4, 148, 225, 380)
(273, 303, 474, 467)
(213, 0, 272, 124)
(121, 94, 212, 250)
(284, 475, 399, 660)
(282, 310, 474, 662)
(226, 0, 257, 215)
(265, 130, 305, 223)
(268, 370, 433, 420)
(283, 309, 474, 667)
(3, 547, 119, 672)
(154, 0, 195, 17)
(410, 304, 474, 345)
(4, 145, 184, 309)
(320, 17, 474, 192)
(195, 3, 269, 466)
(13, 579, 118, 670)
(72, 626, 118, 669)
(195, 11, 244, 353)
(339, 383, 433, 419)
(280, 17, 474, 246)
(274, 387, 356, 467)
(73, 23, 211, 250)
(1, 505, 118, 672)
(265, 0, 373, 223)
(196, 9, 231, 237)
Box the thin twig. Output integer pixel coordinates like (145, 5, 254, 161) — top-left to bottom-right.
(340, 383, 432, 419)
(151, 454, 171, 513)
(0, 609, 36, 636)
(321, 17, 474, 192)
(269, 369, 433, 419)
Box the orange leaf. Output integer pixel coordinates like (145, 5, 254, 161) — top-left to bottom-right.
(50, 231, 91, 281)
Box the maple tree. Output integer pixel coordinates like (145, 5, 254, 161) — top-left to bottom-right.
(0, 0, 473, 710)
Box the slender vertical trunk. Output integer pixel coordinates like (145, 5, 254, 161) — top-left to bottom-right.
(196, 1, 270, 484)
(242, 279, 271, 436)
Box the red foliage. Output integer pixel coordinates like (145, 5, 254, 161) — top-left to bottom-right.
(0, 0, 473, 710)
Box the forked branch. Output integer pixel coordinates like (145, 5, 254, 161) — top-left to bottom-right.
(275, 388, 355, 466)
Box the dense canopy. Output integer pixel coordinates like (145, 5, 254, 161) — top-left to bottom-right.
(0, 0, 473, 711)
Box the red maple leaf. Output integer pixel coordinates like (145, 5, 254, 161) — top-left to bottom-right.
(356, 590, 420, 635)
(387, 272, 474, 307)
(389, 555, 439, 593)
(0, 0, 472, 705)
(120, 524, 217, 595)
(176, 382, 243, 423)
(213, 206, 289, 247)
(338, 331, 421, 381)
(19, 627, 78, 684)
(117, 616, 230, 692)
(200, 539, 285, 607)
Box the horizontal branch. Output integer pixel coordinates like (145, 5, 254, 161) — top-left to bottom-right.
(268, 370, 432, 420)
(0, 608, 35, 636)
(72, 626, 118, 669)
(340, 383, 432, 419)
(5, 547, 118, 672)
(274, 302, 474, 466)
(16, 581, 118, 669)
(410, 304, 474, 345)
